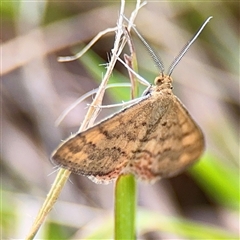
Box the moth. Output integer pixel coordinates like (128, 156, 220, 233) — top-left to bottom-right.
(51, 17, 212, 184)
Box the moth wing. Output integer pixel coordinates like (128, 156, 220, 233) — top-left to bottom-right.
(51, 97, 160, 183)
(128, 95, 204, 181)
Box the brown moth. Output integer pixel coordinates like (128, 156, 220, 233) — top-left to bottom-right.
(51, 17, 212, 184)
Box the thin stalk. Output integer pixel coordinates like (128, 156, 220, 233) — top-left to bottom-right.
(26, 168, 71, 240)
(115, 174, 136, 239)
(26, 1, 144, 239)
(114, 14, 140, 239)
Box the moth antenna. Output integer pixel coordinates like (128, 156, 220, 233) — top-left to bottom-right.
(132, 26, 165, 74)
(168, 16, 213, 76)
(123, 15, 165, 74)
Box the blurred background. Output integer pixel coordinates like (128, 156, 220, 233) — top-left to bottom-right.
(2, 1, 239, 239)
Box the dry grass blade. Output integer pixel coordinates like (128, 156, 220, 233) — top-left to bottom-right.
(25, 0, 145, 238)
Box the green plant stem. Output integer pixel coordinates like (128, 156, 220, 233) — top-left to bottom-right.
(115, 174, 136, 240)
(113, 30, 139, 239)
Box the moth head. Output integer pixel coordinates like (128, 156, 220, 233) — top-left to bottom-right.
(154, 74, 173, 90)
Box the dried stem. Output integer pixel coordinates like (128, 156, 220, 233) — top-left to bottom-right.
(25, 0, 145, 239)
